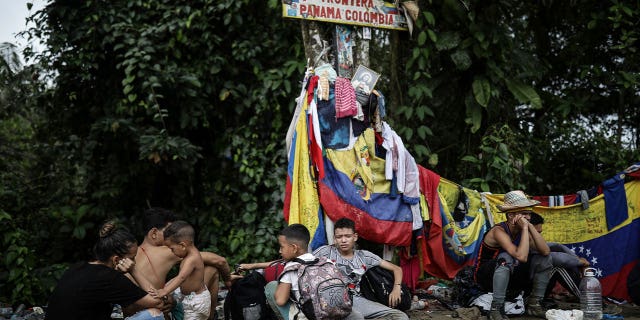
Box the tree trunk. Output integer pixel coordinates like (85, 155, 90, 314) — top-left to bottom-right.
(301, 21, 333, 67)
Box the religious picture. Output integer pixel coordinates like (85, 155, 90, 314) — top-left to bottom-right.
(336, 25, 354, 78)
(351, 65, 380, 94)
(362, 27, 371, 40)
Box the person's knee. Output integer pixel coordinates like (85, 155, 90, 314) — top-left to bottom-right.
(204, 265, 220, 282)
(264, 281, 278, 299)
(497, 252, 517, 265)
(532, 254, 553, 272)
(495, 257, 515, 274)
(148, 308, 162, 316)
(125, 308, 163, 320)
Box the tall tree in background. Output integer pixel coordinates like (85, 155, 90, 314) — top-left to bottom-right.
(2, 0, 305, 304)
(383, 0, 639, 193)
(0, 41, 52, 305)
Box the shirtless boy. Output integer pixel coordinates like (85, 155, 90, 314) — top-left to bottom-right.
(132, 208, 232, 319)
(151, 220, 210, 320)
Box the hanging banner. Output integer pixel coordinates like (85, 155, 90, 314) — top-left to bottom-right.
(282, 0, 409, 31)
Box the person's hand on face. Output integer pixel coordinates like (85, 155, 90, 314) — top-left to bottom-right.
(515, 214, 529, 228)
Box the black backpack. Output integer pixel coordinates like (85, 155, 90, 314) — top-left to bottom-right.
(452, 265, 484, 308)
(224, 271, 276, 320)
(359, 266, 412, 311)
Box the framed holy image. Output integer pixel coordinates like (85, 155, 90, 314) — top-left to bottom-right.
(351, 65, 380, 94)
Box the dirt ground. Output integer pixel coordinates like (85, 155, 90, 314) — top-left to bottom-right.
(405, 299, 640, 320)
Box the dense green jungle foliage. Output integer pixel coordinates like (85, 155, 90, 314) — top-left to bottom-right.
(0, 0, 638, 305)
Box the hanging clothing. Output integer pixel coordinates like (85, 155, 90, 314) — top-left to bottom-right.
(334, 77, 358, 119)
(317, 86, 351, 149)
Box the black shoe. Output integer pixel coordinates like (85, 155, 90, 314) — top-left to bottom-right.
(487, 309, 509, 320)
(525, 301, 546, 318)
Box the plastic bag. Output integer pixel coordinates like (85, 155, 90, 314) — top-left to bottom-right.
(545, 309, 583, 320)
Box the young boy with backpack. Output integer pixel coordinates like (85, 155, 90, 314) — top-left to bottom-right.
(267, 223, 364, 320)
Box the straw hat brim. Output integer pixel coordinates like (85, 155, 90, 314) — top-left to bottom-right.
(497, 199, 541, 212)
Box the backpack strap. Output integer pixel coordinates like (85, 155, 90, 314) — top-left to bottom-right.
(277, 266, 298, 282)
(278, 258, 318, 282)
(293, 257, 320, 265)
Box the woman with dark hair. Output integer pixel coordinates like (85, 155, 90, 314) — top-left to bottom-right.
(46, 221, 165, 320)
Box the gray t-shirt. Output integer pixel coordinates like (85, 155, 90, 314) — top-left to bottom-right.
(313, 245, 381, 292)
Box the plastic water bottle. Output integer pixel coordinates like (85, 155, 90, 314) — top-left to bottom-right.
(580, 268, 602, 320)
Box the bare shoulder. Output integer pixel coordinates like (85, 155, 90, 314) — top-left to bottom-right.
(182, 250, 204, 268)
(137, 246, 181, 273)
(484, 225, 506, 247)
(147, 246, 179, 263)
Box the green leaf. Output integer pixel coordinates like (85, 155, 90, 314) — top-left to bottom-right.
(450, 50, 471, 70)
(72, 227, 86, 239)
(417, 31, 427, 45)
(472, 77, 491, 107)
(435, 31, 461, 51)
(230, 238, 239, 252)
(405, 128, 413, 140)
(466, 103, 482, 133)
(219, 89, 230, 101)
(5, 251, 17, 265)
(506, 81, 542, 109)
(427, 29, 437, 42)
(428, 153, 439, 166)
(242, 212, 256, 223)
(413, 145, 429, 157)
(424, 11, 435, 26)
(417, 126, 427, 139)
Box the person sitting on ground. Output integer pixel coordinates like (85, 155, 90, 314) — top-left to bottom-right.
(46, 221, 165, 320)
(474, 190, 552, 320)
(529, 212, 589, 299)
(313, 217, 409, 320)
(267, 223, 364, 320)
(150, 221, 210, 320)
(132, 207, 234, 319)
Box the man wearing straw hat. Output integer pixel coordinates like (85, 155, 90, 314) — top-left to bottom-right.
(473, 190, 553, 320)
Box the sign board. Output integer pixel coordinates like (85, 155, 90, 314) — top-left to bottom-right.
(282, 0, 409, 31)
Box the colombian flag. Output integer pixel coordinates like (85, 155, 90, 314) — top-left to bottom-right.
(317, 129, 415, 246)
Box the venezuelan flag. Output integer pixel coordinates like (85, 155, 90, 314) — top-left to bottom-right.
(535, 180, 640, 301)
(485, 180, 640, 301)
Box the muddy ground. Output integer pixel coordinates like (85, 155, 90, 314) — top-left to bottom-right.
(405, 298, 640, 320)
